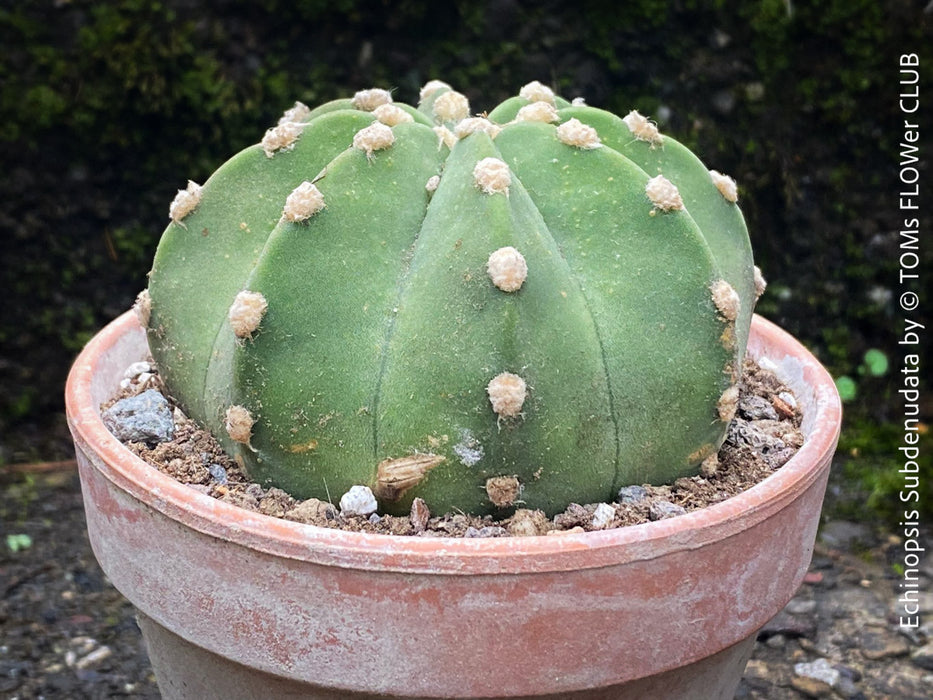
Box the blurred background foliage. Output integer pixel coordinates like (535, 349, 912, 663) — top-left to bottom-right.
(1, 0, 930, 523)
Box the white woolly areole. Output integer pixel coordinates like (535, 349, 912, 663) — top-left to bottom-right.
(622, 110, 663, 146)
(592, 502, 616, 529)
(419, 79, 452, 103)
(339, 485, 378, 516)
(433, 125, 458, 150)
(351, 88, 393, 112)
(753, 265, 768, 299)
(473, 157, 511, 195)
(228, 290, 268, 338)
(516, 101, 559, 123)
(225, 405, 255, 444)
(433, 90, 470, 122)
(133, 289, 151, 327)
(718, 385, 740, 422)
(454, 117, 502, 139)
(710, 279, 740, 321)
(278, 101, 310, 125)
(283, 181, 325, 222)
(487, 246, 528, 292)
(710, 170, 738, 203)
(485, 476, 521, 507)
(487, 372, 527, 418)
(645, 175, 684, 211)
(519, 80, 556, 105)
(571, 96, 587, 106)
(169, 180, 202, 222)
(556, 118, 601, 149)
(373, 103, 414, 126)
(425, 175, 440, 192)
(262, 121, 303, 158)
(353, 122, 395, 156)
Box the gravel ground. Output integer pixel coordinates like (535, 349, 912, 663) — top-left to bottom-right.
(2, 467, 931, 699)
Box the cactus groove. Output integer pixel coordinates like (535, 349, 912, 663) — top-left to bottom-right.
(145, 82, 761, 516)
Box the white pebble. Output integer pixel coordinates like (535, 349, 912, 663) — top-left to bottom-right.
(339, 485, 378, 516)
(793, 658, 840, 688)
(75, 646, 112, 670)
(123, 362, 152, 380)
(591, 503, 616, 529)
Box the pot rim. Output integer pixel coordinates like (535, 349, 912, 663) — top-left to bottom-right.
(66, 311, 840, 575)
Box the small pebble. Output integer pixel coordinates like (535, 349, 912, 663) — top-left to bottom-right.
(738, 395, 779, 421)
(648, 500, 686, 521)
(208, 464, 228, 485)
(123, 361, 152, 380)
(794, 657, 840, 688)
(102, 389, 174, 445)
(120, 361, 155, 389)
(74, 646, 112, 670)
(785, 598, 818, 615)
(339, 485, 378, 516)
(410, 497, 430, 532)
(765, 634, 786, 649)
(617, 485, 648, 504)
(591, 503, 616, 529)
(790, 674, 835, 697)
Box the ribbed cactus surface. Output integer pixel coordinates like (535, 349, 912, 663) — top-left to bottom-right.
(143, 81, 761, 516)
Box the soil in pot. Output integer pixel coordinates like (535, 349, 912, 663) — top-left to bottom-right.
(103, 358, 804, 537)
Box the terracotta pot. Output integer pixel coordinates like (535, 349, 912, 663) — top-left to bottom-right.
(66, 311, 841, 699)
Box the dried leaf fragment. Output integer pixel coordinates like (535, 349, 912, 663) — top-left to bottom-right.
(374, 454, 446, 502)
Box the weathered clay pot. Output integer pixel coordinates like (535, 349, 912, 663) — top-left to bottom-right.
(66, 311, 840, 699)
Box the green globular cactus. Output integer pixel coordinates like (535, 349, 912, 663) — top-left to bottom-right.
(141, 80, 765, 517)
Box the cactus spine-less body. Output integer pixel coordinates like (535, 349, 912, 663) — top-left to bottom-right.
(145, 81, 760, 516)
